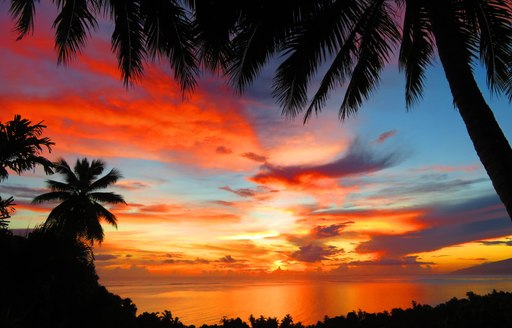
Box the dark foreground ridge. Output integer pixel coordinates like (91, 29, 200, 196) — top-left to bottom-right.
(1, 229, 511, 328)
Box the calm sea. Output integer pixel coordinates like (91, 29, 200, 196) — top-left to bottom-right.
(103, 276, 512, 325)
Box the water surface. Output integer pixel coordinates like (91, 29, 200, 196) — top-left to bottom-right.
(104, 276, 512, 325)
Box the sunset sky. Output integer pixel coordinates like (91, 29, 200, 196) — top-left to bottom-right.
(1, 3, 511, 281)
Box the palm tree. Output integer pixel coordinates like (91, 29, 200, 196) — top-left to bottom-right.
(191, 0, 512, 220)
(0, 114, 54, 181)
(0, 114, 54, 228)
(32, 158, 126, 244)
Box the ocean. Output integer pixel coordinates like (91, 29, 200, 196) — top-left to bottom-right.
(103, 276, 512, 325)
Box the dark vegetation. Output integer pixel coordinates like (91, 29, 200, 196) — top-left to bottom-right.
(1, 229, 512, 328)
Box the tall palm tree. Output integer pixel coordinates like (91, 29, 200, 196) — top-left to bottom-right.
(32, 158, 126, 244)
(191, 0, 512, 220)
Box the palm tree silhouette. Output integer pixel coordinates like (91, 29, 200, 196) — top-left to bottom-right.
(32, 158, 126, 244)
(192, 0, 512, 220)
(1, 114, 54, 228)
(0, 114, 54, 181)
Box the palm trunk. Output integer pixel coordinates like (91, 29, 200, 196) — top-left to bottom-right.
(428, 0, 512, 220)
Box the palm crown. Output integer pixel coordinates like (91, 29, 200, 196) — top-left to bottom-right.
(32, 158, 126, 244)
(0, 114, 54, 181)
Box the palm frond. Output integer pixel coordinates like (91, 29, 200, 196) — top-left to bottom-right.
(94, 202, 118, 228)
(274, 0, 366, 118)
(0, 167, 8, 181)
(83, 214, 105, 244)
(89, 191, 125, 204)
(140, 0, 198, 93)
(399, 0, 434, 108)
(189, 0, 241, 71)
(74, 158, 103, 188)
(32, 191, 70, 203)
(9, 0, 38, 40)
(88, 168, 122, 191)
(52, 0, 97, 64)
(446, 0, 479, 67)
(0, 196, 15, 223)
(339, 0, 401, 119)
(107, 0, 146, 85)
(464, 0, 512, 95)
(46, 179, 74, 192)
(54, 158, 79, 186)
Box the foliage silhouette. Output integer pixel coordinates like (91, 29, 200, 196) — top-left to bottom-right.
(8, 0, 198, 91)
(0, 114, 54, 180)
(0, 114, 54, 228)
(191, 0, 512, 220)
(0, 226, 137, 328)
(0, 196, 14, 229)
(8, 1, 512, 220)
(1, 228, 511, 328)
(32, 158, 126, 244)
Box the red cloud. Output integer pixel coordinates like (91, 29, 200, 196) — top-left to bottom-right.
(372, 130, 397, 144)
(1, 19, 264, 172)
(251, 140, 401, 187)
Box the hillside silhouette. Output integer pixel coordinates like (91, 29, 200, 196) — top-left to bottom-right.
(1, 227, 512, 327)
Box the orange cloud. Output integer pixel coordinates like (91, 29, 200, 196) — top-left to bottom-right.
(1, 20, 265, 172)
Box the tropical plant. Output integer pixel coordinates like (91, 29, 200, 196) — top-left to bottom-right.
(0, 114, 54, 228)
(8, 0, 198, 91)
(0, 114, 54, 181)
(0, 196, 15, 229)
(190, 0, 512, 220)
(32, 158, 126, 243)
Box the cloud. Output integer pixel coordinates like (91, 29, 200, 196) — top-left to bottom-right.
(95, 254, 118, 261)
(335, 256, 434, 275)
(348, 256, 434, 266)
(372, 130, 397, 144)
(98, 265, 153, 281)
(251, 140, 401, 187)
(210, 200, 236, 206)
(0, 21, 264, 172)
(114, 180, 151, 191)
(412, 164, 481, 173)
(219, 255, 238, 263)
(311, 222, 353, 238)
(220, 186, 256, 198)
(377, 177, 488, 196)
(162, 257, 211, 265)
(0, 185, 47, 199)
(356, 215, 510, 258)
(290, 244, 344, 262)
(219, 185, 277, 201)
(241, 152, 267, 162)
(478, 238, 512, 246)
(216, 146, 233, 154)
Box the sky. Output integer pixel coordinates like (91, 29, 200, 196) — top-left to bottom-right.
(1, 3, 511, 281)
